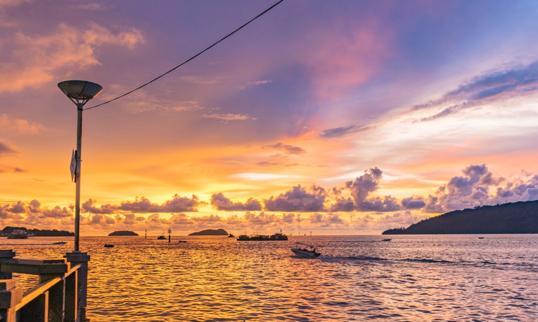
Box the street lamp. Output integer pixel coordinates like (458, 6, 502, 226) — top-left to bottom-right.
(58, 80, 102, 252)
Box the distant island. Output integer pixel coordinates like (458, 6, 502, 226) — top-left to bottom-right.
(189, 229, 229, 236)
(0, 226, 74, 237)
(108, 230, 138, 236)
(383, 200, 538, 234)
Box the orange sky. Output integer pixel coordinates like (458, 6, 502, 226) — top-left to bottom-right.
(2, 0, 538, 235)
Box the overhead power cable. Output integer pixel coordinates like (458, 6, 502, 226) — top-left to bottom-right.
(85, 0, 285, 111)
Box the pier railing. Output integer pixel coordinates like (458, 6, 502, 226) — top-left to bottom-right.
(0, 250, 89, 322)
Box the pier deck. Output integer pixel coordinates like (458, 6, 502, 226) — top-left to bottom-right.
(0, 250, 89, 322)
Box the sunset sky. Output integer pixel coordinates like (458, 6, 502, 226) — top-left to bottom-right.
(1, 0, 538, 235)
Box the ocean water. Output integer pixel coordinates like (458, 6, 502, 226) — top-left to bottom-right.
(3, 235, 538, 321)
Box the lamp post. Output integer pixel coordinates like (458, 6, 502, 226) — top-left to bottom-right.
(58, 80, 102, 322)
(58, 80, 102, 252)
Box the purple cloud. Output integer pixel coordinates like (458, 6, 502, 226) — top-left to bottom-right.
(415, 60, 538, 121)
(265, 185, 326, 212)
(319, 124, 372, 138)
(401, 196, 426, 209)
(265, 142, 305, 154)
(211, 193, 261, 211)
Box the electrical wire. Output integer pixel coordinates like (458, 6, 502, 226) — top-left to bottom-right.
(85, 0, 285, 111)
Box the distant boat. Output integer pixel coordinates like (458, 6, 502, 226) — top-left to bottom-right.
(177, 240, 187, 243)
(228, 233, 235, 238)
(104, 244, 114, 248)
(157, 235, 167, 240)
(7, 229, 28, 239)
(291, 243, 320, 258)
(478, 237, 485, 239)
(382, 238, 392, 242)
(237, 233, 288, 241)
(52, 241, 67, 245)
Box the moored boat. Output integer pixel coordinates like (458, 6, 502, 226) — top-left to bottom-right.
(7, 229, 29, 239)
(237, 233, 288, 241)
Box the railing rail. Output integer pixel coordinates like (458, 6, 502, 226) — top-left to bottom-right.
(0, 250, 89, 322)
(13, 277, 62, 312)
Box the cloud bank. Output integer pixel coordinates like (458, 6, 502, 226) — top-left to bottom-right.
(2, 164, 538, 234)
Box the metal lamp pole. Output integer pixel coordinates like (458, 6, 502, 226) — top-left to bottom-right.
(74, 102, 83, 251)
(58, 80, 102, 252)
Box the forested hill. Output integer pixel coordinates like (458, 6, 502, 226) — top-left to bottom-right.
(383, 200, 538, 234)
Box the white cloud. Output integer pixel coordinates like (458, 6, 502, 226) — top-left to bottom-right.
(202, 113, 256, 121)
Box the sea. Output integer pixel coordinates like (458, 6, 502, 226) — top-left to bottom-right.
(3, 234, 537, 321)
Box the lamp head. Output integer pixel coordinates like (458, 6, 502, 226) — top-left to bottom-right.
(58, 80, 102, 106)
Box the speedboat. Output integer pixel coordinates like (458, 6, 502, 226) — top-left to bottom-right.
(291, 243, 320, 258)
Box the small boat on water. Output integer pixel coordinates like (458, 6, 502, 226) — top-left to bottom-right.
(478, 237, 485, 239)
(7, 229, 29, 239)
(291, 243, 320, 258)
(52, 241, 67, 245)
(104, 244, 114, 248)
(237, 233, 288, 241)
(157, 235, 166, 240)
(382, 238, 392, 242)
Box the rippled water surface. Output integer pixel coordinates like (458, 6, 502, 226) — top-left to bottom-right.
(3, 235, 538, 321)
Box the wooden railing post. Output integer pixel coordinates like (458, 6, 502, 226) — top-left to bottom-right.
(0, 250, 15, 279)
(0, 279, 22, 322)
(38, 264, 67, 322)
(64, 271, 78, 322)
(48, 277, 65, 322)
(0, 250, 22, 322)
(66, 252, 89, 322)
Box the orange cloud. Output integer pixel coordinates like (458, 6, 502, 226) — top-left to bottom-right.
(0, 114, 44, 134)
(202, 113, 256, 121)
(0, 23, 144, 93)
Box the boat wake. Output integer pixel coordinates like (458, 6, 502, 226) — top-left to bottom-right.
(320, 255, 538, 272)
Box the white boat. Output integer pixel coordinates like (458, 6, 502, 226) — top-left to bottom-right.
(291, 243, 320, 258)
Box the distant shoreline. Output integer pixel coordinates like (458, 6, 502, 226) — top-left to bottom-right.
(383, 200, 538, 235)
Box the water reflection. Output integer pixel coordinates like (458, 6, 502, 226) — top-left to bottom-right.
(4, 235, 538, 321)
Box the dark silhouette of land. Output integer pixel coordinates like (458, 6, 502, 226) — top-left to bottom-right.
(1, 226, 74, 236)
(237, 233, 288, 241)
(108, 230, 138, 236)
(383, 200, 538, 234)
(189, 229, 229, 236)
